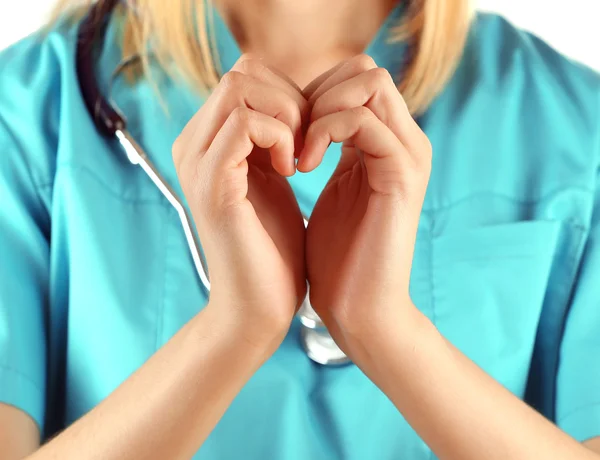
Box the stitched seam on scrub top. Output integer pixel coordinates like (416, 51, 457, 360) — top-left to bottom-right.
(557, 401, 600, 426)
(420, 187, 595, 215)
(47, 163, 167, 204)
(0, 364, 44, 394)
(0, 115, 52, 226)
(46, 163, 597, 213)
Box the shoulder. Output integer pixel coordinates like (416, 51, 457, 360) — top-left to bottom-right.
(462, 12, 600, 139)
(474, 13, 599, 101)
(425, 12, 600, 215)
(0, 20, 79, 186)
(434, 12, 600, 176)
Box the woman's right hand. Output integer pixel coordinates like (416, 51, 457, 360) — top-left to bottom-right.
(19, 63, 310, 459)
(173, 55, 308, 352)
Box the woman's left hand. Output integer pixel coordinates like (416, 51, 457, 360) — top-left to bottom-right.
(298, 55, 432, 367)
(300, 56, 600, 460)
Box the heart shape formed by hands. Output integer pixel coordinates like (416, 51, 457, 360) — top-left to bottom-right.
(174, 53, 432, 360)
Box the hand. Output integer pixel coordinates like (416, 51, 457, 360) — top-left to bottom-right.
(299, 55, 432, 365)
(173, 55, 308, 351)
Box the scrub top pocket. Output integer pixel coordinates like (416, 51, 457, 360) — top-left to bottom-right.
(429, 220, 561, 396)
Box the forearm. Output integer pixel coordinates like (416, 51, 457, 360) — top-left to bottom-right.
(29, 304, 272, 460)
(361, 308, 598, 460)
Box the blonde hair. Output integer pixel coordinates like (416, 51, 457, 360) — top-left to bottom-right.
(51, 0, 473, 115)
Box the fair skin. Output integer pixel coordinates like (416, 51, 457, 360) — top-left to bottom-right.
(1, 0, 599, 459)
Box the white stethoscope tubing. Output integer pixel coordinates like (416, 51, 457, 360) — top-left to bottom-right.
(109, 57, 350, 366)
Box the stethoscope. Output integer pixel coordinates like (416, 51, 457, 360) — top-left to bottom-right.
(75, 0, 350, 366)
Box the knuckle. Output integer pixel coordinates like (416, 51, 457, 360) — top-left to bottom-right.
(219, 70, 245, 90)
(352, 54, 377, 72)
(305, 118, 323, 139)
(368, 67, 392, 87)
(282, 125, 295, 146)
(237, 56, 265, 77)
(234, 54, 271, 81)
(421, 135, 433, 159)
(229, 106, 253, 129)
(350, 105, 374, 120)
(415, 132, 433, 163)
(418, 137, 433, 172)
(281, 99, 302, 130)
(171, 134, 184, 164)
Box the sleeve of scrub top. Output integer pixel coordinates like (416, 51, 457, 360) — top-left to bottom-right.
(555, 142, 600, 442)
(0, 117, 49, 431)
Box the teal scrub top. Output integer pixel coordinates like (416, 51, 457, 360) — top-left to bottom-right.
(1, 5, 600, 459)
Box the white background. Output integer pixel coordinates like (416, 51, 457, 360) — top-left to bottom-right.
(0, 1, 599, 71)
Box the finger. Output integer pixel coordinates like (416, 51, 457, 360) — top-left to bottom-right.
(232, 55, 308, 116)
(238, 60, 310, 153)
(306, 54, 378, 104)
(178, 71, 304, 166)
(175, 54, 308, 168)
(209, 107, 295, 177)
(298, 107, 410, 195)
(302, 61, 346, 100)
(299, 106, 400, 169)
(310, 67, 425, 159)
(234, 58, 310, 155)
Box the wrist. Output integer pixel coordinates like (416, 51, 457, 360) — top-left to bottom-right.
(337, 296, 420, 347)
(196, 301, 288, 361)
(344, 302, 433, 374)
